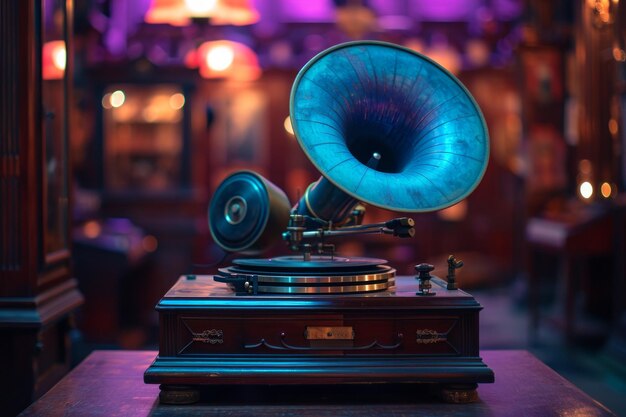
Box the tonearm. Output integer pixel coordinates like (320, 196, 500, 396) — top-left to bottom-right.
(283, 212, 415, 259)
(283, 149, 416, 259)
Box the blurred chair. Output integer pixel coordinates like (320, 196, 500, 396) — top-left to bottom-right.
(73, 218, 151, 348)
(526, 204, 617, 344)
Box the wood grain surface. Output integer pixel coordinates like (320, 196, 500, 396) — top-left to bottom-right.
(20, 350, 616, 417)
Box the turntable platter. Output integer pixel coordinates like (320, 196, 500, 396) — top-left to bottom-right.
(216, 256, 395, 294)
(233, 256, 388, 270)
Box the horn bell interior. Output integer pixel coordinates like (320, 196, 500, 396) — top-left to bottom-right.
(290, 41, 490, 212)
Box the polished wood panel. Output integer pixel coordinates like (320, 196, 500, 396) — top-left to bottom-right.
(20, 350, 616, 416)
(0, 1, 82, 415)
(145, 275, 492, 391)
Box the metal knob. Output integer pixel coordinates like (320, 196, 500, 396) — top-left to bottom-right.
(415, 263, 435, 296)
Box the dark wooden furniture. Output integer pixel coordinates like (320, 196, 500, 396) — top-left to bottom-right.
(526, 206, 616, 343)
(144, 275, 494, 402)
(84, 80, 205, 335)
(72, 219, 149, 344)
(0, 1, 82, 415)
(20, 349, 616, 416)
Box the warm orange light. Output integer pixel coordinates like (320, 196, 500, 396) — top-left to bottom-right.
(111, 99, 137, 122)
(110, 90, 126, 108)
(425, 43, 462, 74)
(145, 0, 259, 26)
(579, 159, 592, 175)
(284, 116, 294, 135)
(437, 200, 468, 221)
(587, 0, 612, 24)
(144, 0, 192, 26)
(207, 45, 235, 71)
(184, 49, 200, 69)
(42, 41, 66, 80)
(600, 182, 612, 198)
(404, 38, 425, 53)
(465, 39, 490, 67)
(142, 106, 158, 123)
(83, 221, 102, 239)
(142, 94, 182, 122)
(169, 93, 185, 109)
(197, 40, 261, 81)
(102, 93, 113, 109)
(579, 181, 593, 199)
(207, 0, 260, 26)
(52, 47, 66, 71)
(184, 0, 218, 15)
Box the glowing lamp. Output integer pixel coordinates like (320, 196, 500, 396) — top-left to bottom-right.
(600, 182, 613, 198)
(208, 0, 259, 26)
(169, 93, 186, 109)
(185, 0, 218, 15)
(145, 0, 259, 26)
(284, 116, 294, 135)
(197, 40, 261, 81)
(144, 0, 190, 26)
(42, 41, 66, 80)
(207, 45, 235, 71)
(579, 181, 593, 199)
(110, 90, 126, 108)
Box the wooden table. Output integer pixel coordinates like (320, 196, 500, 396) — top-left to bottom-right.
(19, 350, 616, 417)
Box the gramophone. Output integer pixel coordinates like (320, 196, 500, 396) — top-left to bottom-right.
(144, 40, 494, 404)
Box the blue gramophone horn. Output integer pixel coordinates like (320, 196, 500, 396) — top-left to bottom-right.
(291, 40, 489, 222)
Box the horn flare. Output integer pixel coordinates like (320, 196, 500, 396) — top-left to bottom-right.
(290, 40, 489, 212)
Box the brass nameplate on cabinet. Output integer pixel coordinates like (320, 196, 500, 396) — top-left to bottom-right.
(305, 326, 354, 340)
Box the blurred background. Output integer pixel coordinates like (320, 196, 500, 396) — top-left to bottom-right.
(3, 0, 626, 415)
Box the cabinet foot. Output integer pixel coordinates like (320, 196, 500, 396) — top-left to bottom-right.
(159, 385, 200, 404)
(440, 383, 479, 403)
